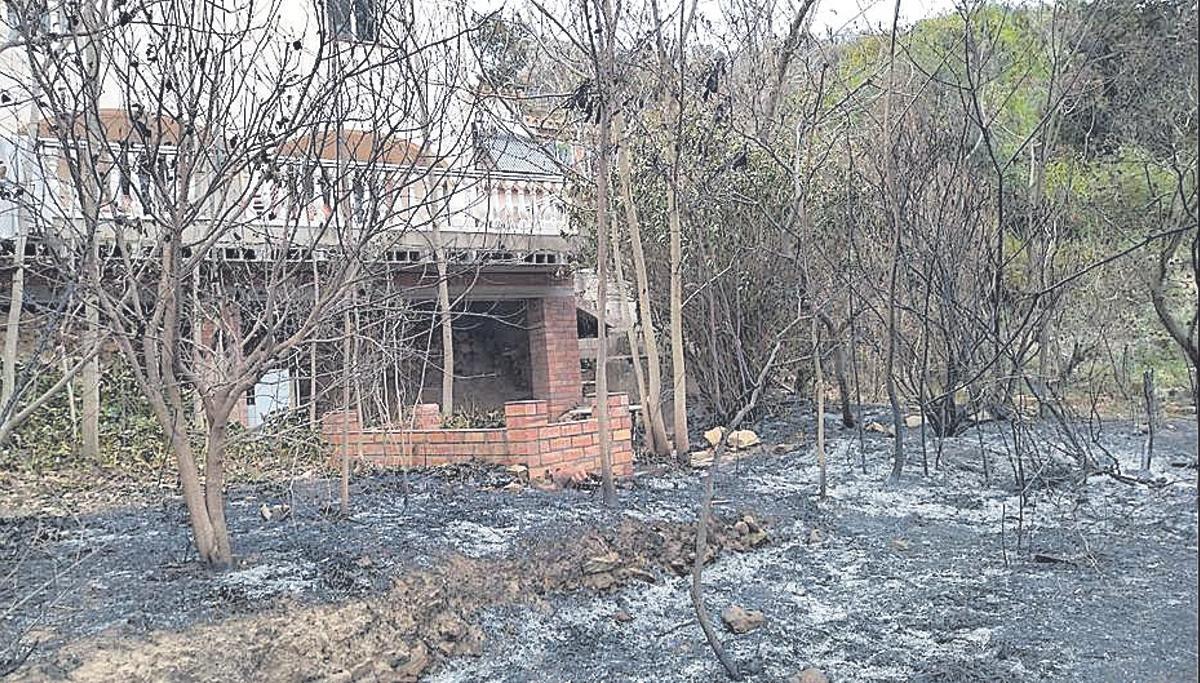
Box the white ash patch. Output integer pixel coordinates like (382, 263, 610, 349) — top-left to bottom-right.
(441, 519, 519, 558)
(744, 468, 816, 496)
(216, 560, 315, 599)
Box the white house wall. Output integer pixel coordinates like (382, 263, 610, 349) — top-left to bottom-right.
(0, 1, 571, 255)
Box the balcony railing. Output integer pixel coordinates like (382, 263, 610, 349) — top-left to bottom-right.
(240, 168, 569, 237)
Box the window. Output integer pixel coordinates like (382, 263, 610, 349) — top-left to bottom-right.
(326, 0, 376, 42)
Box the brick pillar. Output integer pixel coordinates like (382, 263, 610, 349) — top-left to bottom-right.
(527, 296, 582, 419)
(411, 404, 442, 430)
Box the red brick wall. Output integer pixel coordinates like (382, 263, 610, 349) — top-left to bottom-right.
(527, 296, 582, 419)
(322, 394, 634, 480)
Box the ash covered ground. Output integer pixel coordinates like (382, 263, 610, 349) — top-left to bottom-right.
(2, 407, 1197, 682)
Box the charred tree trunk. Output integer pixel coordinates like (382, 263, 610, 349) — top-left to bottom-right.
(614, 113, 671, 455)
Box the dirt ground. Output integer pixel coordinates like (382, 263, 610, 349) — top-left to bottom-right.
(2, 406, 1197, 682)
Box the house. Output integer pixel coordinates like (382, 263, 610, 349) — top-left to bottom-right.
(0, 1, 619, 458)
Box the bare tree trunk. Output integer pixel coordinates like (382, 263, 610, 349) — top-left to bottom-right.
(309, 258, 320, 428)
(1142, 368, 1155, 473)
(169, 421, 223, 564)
(433, 221, 454, 417)
(883, 0, 905, 483)
(1, 229, 26, 411)
(646, 0, 695, 458)
(80, 291, 101, 461)
(610, 216, 651, 442)
(591, 0, 617, 506)
(191, 267, 204, 429)
(668, 151, 689, 456)
(340, 304, 352, 516)
(202, 415, 233, 564)
(614, 113, 670, 455)
(1150, 230, 1199, 372)
(63, 352, 78, 442)
(77, 2, 104, 463)
(816, 311, 855, 428)
(813, 320, 827, 499)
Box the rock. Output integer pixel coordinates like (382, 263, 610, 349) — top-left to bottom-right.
(720, 604, 765, 634)
(689, 449, 715, 468)
(904, 414, 923, 428)
(733, 515, 768, 548)
(259, 503, 289, 521)
(703, 427, 725, 447)
(582, 551, 621, 575)
(727, 429, 761, 450)
(790, 667, 830, 683)
(551, 465, 589, 488)
(743, 530, 769, 547)
(613, 609, 634, 623)
(394, 642, 431, 678)
(865, 421, 894, 437)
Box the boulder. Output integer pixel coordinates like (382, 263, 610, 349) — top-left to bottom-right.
(720, 604, 765, 634)
(689, 449, 715, 469)
(790, 667, 829, 683)
(865, 421, 894, 437)
(727, 429, 761, 450)
(703, 427, 725, 447)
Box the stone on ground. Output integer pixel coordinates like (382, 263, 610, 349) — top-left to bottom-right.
(720, 604, 765, 634)
(789, 667, 829, 683)
(727, 429, 761, 450)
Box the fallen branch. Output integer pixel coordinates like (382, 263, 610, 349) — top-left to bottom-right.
(690, 341, 781, 680)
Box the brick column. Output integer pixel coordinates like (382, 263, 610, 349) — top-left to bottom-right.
(527, 296, 582, 419)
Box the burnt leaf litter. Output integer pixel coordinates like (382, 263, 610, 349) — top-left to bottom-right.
(2, 405, 1196, 682)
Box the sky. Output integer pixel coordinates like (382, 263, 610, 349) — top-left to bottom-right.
(809, 0, 959, 34)
(468, 0, 962, 35)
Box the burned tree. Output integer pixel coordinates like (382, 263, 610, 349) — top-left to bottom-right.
(7, 0, 477, 565)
